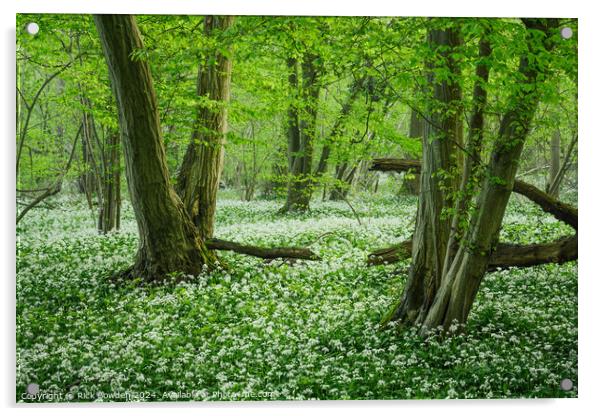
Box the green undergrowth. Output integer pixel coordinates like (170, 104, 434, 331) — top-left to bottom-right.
(16, 192, 577, 401)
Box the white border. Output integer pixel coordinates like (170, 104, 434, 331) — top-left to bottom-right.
(2, 1, 600, 415)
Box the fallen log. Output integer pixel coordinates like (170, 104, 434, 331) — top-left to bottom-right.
(368, 236, 577, 270)
(512, 179, 577, 230)
(205, 238, 321, 261)
(370, 158, 577, 229)
(368, 158, 578, 269)
(489, 235, 577, 271)
(367, 240, 412, 266)
(370, 158, 421, 173)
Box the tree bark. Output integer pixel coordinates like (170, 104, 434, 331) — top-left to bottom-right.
(281, 53, 321, 212)
(98, 130, 121, 233)
(418, 18, 560, 334)
(382, 25, 464, 327)
(176, 16, 234, 240)
(371, 158, 421, 173)
(401, 110, 423, 194)
(95, 14, 217, 281)
(205, 238, 320, 261)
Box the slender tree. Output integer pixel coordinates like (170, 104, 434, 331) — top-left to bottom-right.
(401, 109, 424, 194)
(546, 129, 561, 197)
(176, 15, 234, 240)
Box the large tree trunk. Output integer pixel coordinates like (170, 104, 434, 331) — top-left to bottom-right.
(383, 25, 464, 327)
(176, 16, 234, 240)
(418, 19, 559, 334)
(383, 19, 559, 335)
(281, 54, 321, 213)
(95, 14, 217, 281)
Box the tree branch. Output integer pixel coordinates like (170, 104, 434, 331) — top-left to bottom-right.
(205, 238, 321, 261)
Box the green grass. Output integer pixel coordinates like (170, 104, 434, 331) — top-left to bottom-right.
(16, 192, 577, 401)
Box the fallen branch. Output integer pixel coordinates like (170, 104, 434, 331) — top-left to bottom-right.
(489, 235, 577, 271)
(367, 158, 577, 270)
(512, 179, 577, 230)
(370, 158, 421, 173)
(370, 158, 578, 229)
(205, 238, 321, 261)
(368, 236, 577, 271)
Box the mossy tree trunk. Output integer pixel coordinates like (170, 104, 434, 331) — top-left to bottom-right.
(384, 25, 464, 326)
(95, 14, 217, 281)
(420, 20, 559, 334)
(176, 16, 234, 240)
(383, 18, 559, 335)
(281, 53, 321, 213)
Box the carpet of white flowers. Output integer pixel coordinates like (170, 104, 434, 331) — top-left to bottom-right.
(16, 191, 577, 401)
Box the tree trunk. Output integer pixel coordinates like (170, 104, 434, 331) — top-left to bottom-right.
(77, 107, 99, 211)
(176, 16, 234, 240)
(98, 131, 121, 233)
(441, 33, 492, 276)
(402, 110, 423, 194)
(281, 53, 321, 212)
(418, 19, 559, 334)
(383, 25, 464, 327)
(547, 132, 577, 197)
(95, 14, 217, 281)
(329, 162, 356, 200)
(314, 75, 365, 180)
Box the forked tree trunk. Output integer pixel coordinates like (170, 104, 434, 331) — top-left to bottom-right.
(176, 15, 234, 240)
(95, 14, 217, 281)
(418, 19, 559, 334)
(441, 33, 492, 275)
(281, 54, 321, 212)
(382, 25, 463, 326)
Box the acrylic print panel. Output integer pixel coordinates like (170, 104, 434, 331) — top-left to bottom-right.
(16, 14, 578, 402)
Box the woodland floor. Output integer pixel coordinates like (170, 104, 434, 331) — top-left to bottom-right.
(16, 190, 577, 401)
